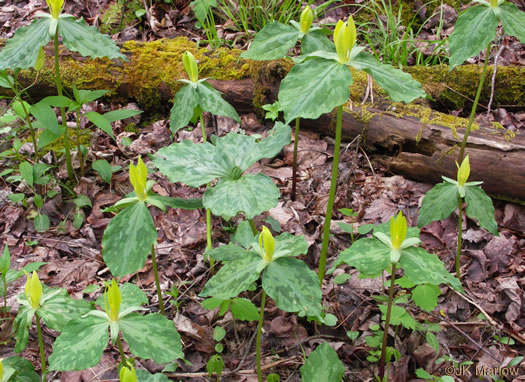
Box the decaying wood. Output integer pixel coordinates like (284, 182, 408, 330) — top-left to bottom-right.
(1, 38, 524, 200)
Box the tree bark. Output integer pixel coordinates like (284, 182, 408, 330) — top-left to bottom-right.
(2, 38, 524, 200)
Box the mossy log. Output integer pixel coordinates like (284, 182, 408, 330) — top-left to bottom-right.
(2, 37, 525, 200)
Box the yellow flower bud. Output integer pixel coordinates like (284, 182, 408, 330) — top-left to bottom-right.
(300, 6, 314, 34)
(489, 0, 498, 7)
(0, 358, 3, 382)
(259, 226, 275, 262)
(119, 364, 138, 382)
(129, 157, 148, 201)
(456, 155, 470, 187)
(46, 0, 64, 18)
(105, 279, 121, 321)
(334, 17, 356, 64)
(24, 271, 42, 309)
(390, 212, 407, 250)
(183, 51, 199, 83)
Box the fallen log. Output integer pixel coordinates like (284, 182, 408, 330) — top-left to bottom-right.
(1, 37, 524, 200)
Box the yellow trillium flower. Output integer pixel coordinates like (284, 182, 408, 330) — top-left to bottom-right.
(46, 0, 64, 18)
(119, 364, 138, 382)
(390, 211, 407, 250)
(334, 17, 356, 64)
(183, 51, 199, 83)
(129, 157, 148, 201)
(259, 226, 275, 262)
(300, 6, 314, 34)
(24, 271, 42, 309)
(105, 279, 121, 321)
(456, 155, 470, 187)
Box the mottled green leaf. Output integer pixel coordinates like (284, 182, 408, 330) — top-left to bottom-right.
(350, 51, 426, 103)
(3, 356, 40, 382)
(48, 314, 109, 371)
(136, 369, 171, 381)
(332, 238, 390, 277)
(418, 182, 458, 228)
(207, 243, 248, 261)
(448, 6, 499, 69)
(500, 3, 525, 42)
(102, 202, 157, 276)
(279, 58, 352, 123)
(262, 257, 322, 316)
(203, 173, 280, 219)
(58, 16, 126, 60)
(120, 313, 184, 364)
(301, 30, 335, 55)
(411, 283, 441, 312)
(464, 185, 498, 235)
(37, 289, 91, 330)
(13, 304, 33, 352)
(232, 220, 256, 249)
(0, 18, 52, 70)
(252, 122, 291, 161)
(230, 297, 259, 321)
(93, 159, 113, 183)
(200, 252, 264, 299)
(400, 247, 462, 291)
(197, 82, 240, 123)
(241, 22, 300, 60)
(170, 84, 199, 133)
(300, 342, 344, 382)
(252, 232, 309, 260)
(147, 194, 203, 210)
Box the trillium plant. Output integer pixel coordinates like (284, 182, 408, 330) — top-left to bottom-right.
(0, 0, 127, 180)
(331, 212, 462, 379)
(448, 0, 525, 162)
(102, 157, 201, 314)
(48, 280, 183, 371)
(0, 356, 40, 382)
(275, 15, 425, 282)
(200, 226, 323, 382)
(241, 6, 334, 201)
(418, 156, 498, 279)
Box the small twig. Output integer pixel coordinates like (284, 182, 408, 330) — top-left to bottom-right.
(486, 44, 505, 116)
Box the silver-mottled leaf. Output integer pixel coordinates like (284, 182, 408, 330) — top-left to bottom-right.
(350, 51, 426, 103)
(240, 22, 300, 60)
(207, 243, 248, 261)
(170, 84, 199, 133)
(332, 238, 390, 276)
(418, 182, 458, 227)
(197, 82, 240, 122)
(279, 58, 352, 123)
(102, 202, 157, 276)
(203, 173, 280, 219)
(38, 289, 91, 331)
(448, 6, 499, 69)
(262, 257, 322, 316)
(200, 252, 264, 299)
(0, 18, 52, 70)
(48, 315, 109, 371)
(464, 185, 498, 235)
(58, 17, 126, 60)
(300, 342, 344, 382)
(120, 313, 184, 364)
(3, 356, 40, 382)
(301, 30, 335, 55)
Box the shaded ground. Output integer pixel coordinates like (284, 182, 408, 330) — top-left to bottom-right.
(0, 0, 524, 381)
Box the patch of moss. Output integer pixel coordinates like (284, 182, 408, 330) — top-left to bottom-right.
(99, 0, 144, 35)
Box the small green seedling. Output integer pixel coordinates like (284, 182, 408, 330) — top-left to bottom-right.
(448, 0, 525, 162)
(92, 159, 122, 184)
(331, 212, 462, 379)
(102, 157, 202, 314)
(0, 245, 46, 315)
(0, 0, 127, 179)
(202, 297, 260, 322)
(207, 354, 224, 382)
(418, 156, 498, 279)
(300, 342, 345, 382)
(48, 281, 183, 371)
(338, 208, 374, 242)
(14, 271, 91, 377)
(200, 227, 322, 382)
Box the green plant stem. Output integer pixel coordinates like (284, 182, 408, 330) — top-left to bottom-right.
(317, 105, 343, 284)
(456, 196, 463, 280)
(116, 335, 129, 367)
(457, 41, 491, 164)
(35, 312, 47, 378)
(378, 264, 397, 380)
(256, 290, 267, 382)
(249, 219, 258, 236)
(151, 245, 166, 316)
(200, 113, 215, 269)
(2, 277, 7, 314)
(53, 33, 74, 181)
(291, 118, 300, 201)
(75, 115, 84, 177)
(18, 94, 39, 161)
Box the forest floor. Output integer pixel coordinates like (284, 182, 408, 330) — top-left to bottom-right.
(0, 0, 524, 381)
